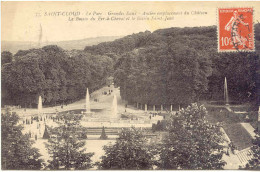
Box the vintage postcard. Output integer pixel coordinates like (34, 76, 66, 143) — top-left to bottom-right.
(1, 1, 260, 170)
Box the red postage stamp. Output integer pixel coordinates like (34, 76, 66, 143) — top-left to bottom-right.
(218, 8, 254, 52)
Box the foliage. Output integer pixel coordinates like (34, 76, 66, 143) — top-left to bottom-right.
(42, 125, 50, 139)
(208, 52, 259, 106)
(114, 41, 212, 106)
(158, 103, 226, 170)
(1, 51, 13, 65)
(45, 113, 94, 170)
(2, 24, 260, 108)
(243, 132, 260, 170)
(87, 25, 259, 107)
(98, 127, 154, 170)
(1, 110, 43, 170)
(2, 45, 113, 107)
(84, 31, 152, 55)
(152, 120, 167, 132)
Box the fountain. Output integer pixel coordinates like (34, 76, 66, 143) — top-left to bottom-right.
(111, 94, 118, 118)
(86, 88, 91, 113)
(38, 96, 42, 115)
(224, 77, 229, 105)
(257, 106, 260, 133)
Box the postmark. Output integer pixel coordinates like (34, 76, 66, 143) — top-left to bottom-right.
(218, 8, 254, 52)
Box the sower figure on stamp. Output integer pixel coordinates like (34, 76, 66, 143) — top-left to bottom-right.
(225, 10, 249, 49)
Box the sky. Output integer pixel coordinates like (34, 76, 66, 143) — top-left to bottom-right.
(2, 1, 260, 42)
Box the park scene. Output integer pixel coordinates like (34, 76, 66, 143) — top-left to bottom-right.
(1, 8, 260, 170)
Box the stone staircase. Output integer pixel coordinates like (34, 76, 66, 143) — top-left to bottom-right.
(86, 127, 120, 135)
(236, 147, 253, 164)
(85, 127, 153, 136)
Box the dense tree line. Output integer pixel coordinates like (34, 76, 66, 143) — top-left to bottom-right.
(84, 25, 259, 107)
(2, 45, 113, 107)
(1, 51, 13, 65)
(2, 24, 259, 108)
(84, 31, 154, 55)
(114, 41, 212, 107)
(208, 52, 258, 105)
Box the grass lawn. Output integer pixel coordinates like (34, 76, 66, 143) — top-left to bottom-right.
(222, 123, 253, 151)
(205, 106, 244, 124)
(205, 105, 255, 151)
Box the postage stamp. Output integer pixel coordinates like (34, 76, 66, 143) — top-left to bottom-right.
(218, 8, 254, 52)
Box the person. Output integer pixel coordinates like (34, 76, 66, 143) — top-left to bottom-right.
(226, 147, 230, 156)
(225, 10, 249, 49)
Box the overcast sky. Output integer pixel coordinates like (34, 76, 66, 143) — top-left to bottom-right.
(2, 1, 260, 42)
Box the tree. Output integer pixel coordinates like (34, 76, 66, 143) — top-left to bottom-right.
(42, 125, 50, 139)
(113, 35, 212, 107)
(45, 113, 94, 170)
(243, 133, 260, 170)
(2, 45, 114, 107)
(100, 126, 108, 140)
(1, 110, 43, 170)
(158, 103, 226, 170)
(1, 51, 13, 65)
(98, 127, 154, 170)
(208, 52, 258, 106)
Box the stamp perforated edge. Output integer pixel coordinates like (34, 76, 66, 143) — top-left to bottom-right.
(217, 7, 255, 53)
